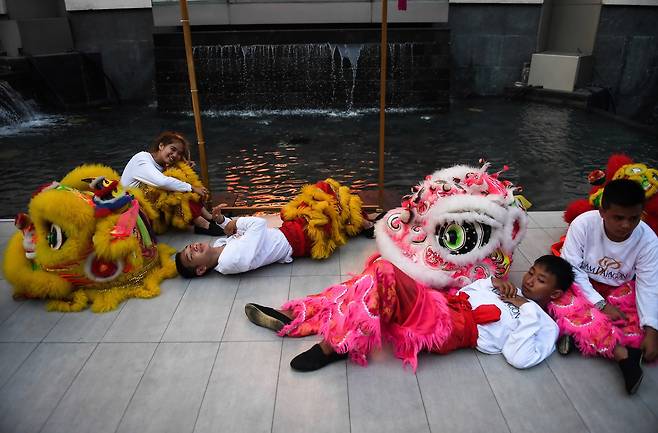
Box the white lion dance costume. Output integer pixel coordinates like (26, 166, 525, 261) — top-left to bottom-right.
(276, 163, 529, 370)
(3, 164, 177, 313)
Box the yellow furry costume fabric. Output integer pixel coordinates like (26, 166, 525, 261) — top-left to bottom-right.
(138, 161, 205, 234)
(2, 164, 177, 313)
(281, 178, 364, 259)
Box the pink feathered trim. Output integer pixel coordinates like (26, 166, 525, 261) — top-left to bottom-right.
(548, 282, 645, 358)
(279, 256, 454, 371)
(384, 289, 452, 372)
(548, 284, 619, 358)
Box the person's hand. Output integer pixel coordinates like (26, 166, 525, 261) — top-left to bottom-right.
(602, 303, 627, 322)
(224, 218, 238, 236)
(492, 277, 518, 298)
(211, 203, 227, 223)
(192, 185, 208, 200)
(641, 326, 658, 362)
(500, 294, 529, 308)
(186, 159, 196, 168)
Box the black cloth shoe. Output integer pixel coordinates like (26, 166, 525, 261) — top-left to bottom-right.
(362, 212, 386, 239)
(557, 335, 574, 356)
(290, 343, 348, 372)
(244, 303, 291, 332)
(618, 347, 643, 395)
(194, 222, 225, 236)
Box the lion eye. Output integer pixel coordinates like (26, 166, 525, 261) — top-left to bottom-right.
(436, 221, 491, 255)
(47, 224, 66, 250)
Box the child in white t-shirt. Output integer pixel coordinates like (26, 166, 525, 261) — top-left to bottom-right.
(554, 179, 658, 395)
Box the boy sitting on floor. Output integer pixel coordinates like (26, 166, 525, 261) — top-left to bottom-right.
(244, 255, 573, 372)
(552, 178, 658, 395)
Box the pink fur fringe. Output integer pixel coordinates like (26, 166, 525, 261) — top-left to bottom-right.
(279, 256, 453, 372)
(547, 282, 643, 358)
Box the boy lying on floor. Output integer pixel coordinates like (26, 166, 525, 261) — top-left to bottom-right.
(175, 178, 380, 277)
(244, 255, 574, 372)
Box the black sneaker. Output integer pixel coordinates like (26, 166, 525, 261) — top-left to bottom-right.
(244, 303, 291, 332)
(557, 335, 574, 356)
(290, 343, 348, 372)
(618, 347, 643, 395)
(194, 222, 225, 236)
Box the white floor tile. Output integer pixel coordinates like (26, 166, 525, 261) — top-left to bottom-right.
(0, 342, 95, 433)
(339, 237, 377, 275)
(528, 211, 568, 229)
(289, 275, 342, 300)
(163, 274, 239, 342)
(103, 278, 187, 342)
(548, 354, 657, 433)
(0, 302, 62, 342)
(347, 348, 430, 433)
(417, 350, 509, 433)
(0, 342, 37, 388)
(0, 279, 23, 325)
(273, 339, 349, 433)
(478, 352, 588, 433)
(223, 276, 290, 342)
(41, 342, 157, 433)
(291, 254, 340, 276)
(44, 306, 124, 343)
(194, 341, 281, 433)
(117, 342, 218, 433)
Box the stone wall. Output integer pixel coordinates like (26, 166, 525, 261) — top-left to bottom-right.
(449, 4, 541, 97)
(593, 6, 658, 124)
(68, 8, 154, 101)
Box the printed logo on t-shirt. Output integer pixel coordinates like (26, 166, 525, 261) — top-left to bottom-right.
(490, 286, 521, 319)
(579, 256, 630, 281)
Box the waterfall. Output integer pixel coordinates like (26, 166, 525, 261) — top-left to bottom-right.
(194, 43, 368, 111)
(0, 80, 38, 126)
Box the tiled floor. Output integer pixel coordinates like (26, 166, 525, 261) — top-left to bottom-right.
(0, 211, 656, 433)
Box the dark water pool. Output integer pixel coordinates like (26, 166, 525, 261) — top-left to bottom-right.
(0, 99, 656, 218)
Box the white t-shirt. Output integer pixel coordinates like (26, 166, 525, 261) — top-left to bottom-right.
(120, 151, 192, 192)
(458, 277, 559, 369)
(561, 210, 658, 330)
(214, 217, 293, 274)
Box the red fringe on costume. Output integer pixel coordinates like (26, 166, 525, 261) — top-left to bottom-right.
(279, 255, 453, 371)
(547, 282, 643, 358)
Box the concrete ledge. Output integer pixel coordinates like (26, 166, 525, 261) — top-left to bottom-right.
(372, 0, 448, 22)
(65, 0, 151, 10)
(229, 2, 371, 24)
(153, 2, 229, 26)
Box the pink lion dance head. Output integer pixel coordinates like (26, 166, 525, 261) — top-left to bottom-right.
(375, 163, 528, 288)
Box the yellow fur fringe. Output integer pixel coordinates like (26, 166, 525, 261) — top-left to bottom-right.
(4, 233, 72, 299)
(281, 178, 363, 259)
(141, 162, 205, 233)
(60, 164, 121, 191)
(42, 243, 177, 313)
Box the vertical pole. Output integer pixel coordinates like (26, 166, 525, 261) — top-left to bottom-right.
(179, 0, 211, 196)
(378, 0, 388, 211)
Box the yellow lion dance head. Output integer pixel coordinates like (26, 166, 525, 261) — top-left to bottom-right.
(3, 164, 177, 312)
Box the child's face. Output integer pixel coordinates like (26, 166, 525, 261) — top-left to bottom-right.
(156, 140, 186, 166)
(180, 242, 213, 275)
(599, 203, 643, 242)
(520, 263, 562, 305)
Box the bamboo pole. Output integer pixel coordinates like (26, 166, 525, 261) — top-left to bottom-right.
(377, 0, 388, 211)
(179, 0, 211, 197)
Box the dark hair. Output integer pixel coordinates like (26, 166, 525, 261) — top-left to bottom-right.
(533, 255, 574, 291)
(149, 131, 192, 161)
(175, 251, 199, 279)
(601, 179, 645, 209)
